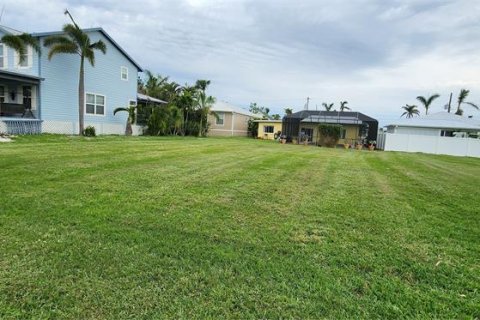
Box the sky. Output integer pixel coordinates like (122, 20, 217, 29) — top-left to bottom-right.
(2, 0, 480, 125)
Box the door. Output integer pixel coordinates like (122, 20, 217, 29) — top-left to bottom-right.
(23, 86, 32, 110)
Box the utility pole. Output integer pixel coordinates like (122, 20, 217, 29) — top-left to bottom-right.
(447, 92, 453, 113)
(304, 97, 310, 110)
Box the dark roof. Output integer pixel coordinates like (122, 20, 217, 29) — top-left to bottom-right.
(32, 28, 143, 71)
(0, 70, 44, 84)
(285, 110, 378, 122)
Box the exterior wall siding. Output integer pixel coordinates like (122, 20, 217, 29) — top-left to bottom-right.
(208, 112, 252, 137)
(257, 122, 282, 140)
(0, 30, 40, 77)
(39, 31, 138, 134)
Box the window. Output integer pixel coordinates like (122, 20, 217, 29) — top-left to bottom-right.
(216, 112, 224, 125)
(440, 130, 454, 137)
(0, 86, 5, 103)
(264, 125, 274, 133)
(0, 44, 5, 68)
(15, 46, 32, 68)
(86, 93, 105, 115)
(121, 66, 128, 81)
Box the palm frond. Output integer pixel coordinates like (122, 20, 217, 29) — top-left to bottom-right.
(1, 34, 27, 57)
(43, 35, 76, 47)
(426, 94, 440, 106)
(63, 24, 88, 47)
(47, 43, 79, 60)
(113, 107, 128, 115)
(84, 49, 95, 66)
(458, 89, 469, 105)
(465, 102, 479, 110)
(89, 40, 107, 54)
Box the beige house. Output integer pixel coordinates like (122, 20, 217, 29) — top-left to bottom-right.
(208, 101, 260, 136)
(255, 120, 283, 140)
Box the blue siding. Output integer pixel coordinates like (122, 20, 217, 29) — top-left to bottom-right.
(39, 31, 138, 125)
(0, 30, 40, 77)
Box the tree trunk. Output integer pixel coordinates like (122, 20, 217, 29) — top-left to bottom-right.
(125, 121, 132, 136)
(79, 57, 85, 135)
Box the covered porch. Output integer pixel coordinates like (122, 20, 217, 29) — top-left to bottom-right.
(0, 70, 43, 134)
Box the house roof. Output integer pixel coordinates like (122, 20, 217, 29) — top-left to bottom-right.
(285, 110, 378, 123)
(31, 27, 143, 72)
(211, 101, 260, 117)
(253, 119, 283, 123)
(386, 112, 480, 131)
(137, 93, 166, 104)
(0, 70, 44, 84)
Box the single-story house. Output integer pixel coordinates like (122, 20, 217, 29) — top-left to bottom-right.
(208, 101, 260, 136)
(254, 119, 283, 140)
(282, 110, 378, 145)
(378, 112, 480, 157)
(0, 25, 142, 135)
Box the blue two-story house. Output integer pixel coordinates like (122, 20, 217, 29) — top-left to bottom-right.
(0, 25, 143, 135)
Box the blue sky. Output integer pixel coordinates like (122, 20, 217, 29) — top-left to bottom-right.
(2, 0, 480, 125)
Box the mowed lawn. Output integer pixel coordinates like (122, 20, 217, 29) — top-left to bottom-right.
(0, 136, 479, 319)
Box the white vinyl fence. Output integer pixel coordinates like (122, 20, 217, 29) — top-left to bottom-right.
(379, 133, 480, 158)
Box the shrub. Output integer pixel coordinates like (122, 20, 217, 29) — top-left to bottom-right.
(83, 125, 96, 137)
(318, 124, 342, 147)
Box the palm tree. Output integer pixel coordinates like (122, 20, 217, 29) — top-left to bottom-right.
(284, 108, 293, 115)
(401, 104, 420, 118)
(0, 33, 41, 64)
(113, 105, 136, 136)
(339, 101, 350, 112)
(455, 89, 478, 115)
(195, 80, 211, 92)
(43, 10, 107, 135)
(416, 94, 440, 115)
(322, 102, 334, 111)
(195, 91, 215, 137)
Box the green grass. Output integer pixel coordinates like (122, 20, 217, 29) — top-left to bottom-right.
(0, 135, 479, 319)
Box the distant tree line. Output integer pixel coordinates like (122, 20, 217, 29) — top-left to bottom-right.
(137, 72, 216, 136)
(401, 89, 478, 118)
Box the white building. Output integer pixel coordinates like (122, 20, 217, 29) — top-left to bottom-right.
(378, 112, 480, 157)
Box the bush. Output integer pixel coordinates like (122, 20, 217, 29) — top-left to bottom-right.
(83, 126, 96, 137)
(318, 124, 342, 147)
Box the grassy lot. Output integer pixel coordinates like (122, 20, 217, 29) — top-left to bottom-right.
(0, 135, 479, 318)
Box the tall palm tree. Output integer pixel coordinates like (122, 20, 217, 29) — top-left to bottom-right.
(284, 108, 293, 115)
(322, 102, 334, 111)
(195, 79, 211, 92)
(0, 33, 41, 64)
(195, 91, 215, 137)
(416, 94, 440, 115)
(113, 105, 136, 136)
(43, 10, 107, 135)
(339, 101, 350, 112)
(455, 89, 478, 115)
(401, 104, 420, 118)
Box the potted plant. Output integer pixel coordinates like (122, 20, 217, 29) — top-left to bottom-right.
(280, 134, 287, 144)
(368, 140, 376, 151)
(356, 141, 363, 150)
(343, 143, 350, 149)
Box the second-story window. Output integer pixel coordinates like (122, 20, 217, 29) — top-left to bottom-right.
(121, 66, 128, 81)
(0, 44, 5, 68)
(15, 46, 32, 68)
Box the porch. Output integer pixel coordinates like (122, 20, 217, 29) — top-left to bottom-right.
(0, 70, 43, 134)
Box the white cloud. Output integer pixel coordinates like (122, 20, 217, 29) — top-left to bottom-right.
(2, 0, 480, 125)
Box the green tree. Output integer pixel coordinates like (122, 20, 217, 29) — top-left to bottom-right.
(113, 105, 136, 136)
(284, 108, 293, 115)
(401, 104, 420, 118)
(455, 89, 478, 115)
(195, 91, 216, 137)
(339, 101, 350, 112)
(416, 94, 440, 115)
(0, 33, 41, 64)
(271, 114, 281, 120)
(43, 10, 107, 135)
(322, 102, 334, 111)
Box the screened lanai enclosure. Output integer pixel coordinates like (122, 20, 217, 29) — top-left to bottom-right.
(282, 110, 378, 145)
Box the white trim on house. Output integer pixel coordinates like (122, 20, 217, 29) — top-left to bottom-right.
(121, 66, 128, 81)
(0, 43, 7, 69)
(85, 92, 106, 116)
